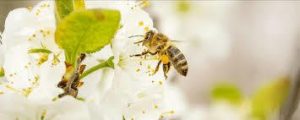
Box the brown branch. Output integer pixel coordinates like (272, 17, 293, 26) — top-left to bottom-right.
(57, 54, 86, 98)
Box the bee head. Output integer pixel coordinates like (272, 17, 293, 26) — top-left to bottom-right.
(142, 30, 155, 46)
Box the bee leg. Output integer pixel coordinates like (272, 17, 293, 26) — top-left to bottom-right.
(163, 62, 171, 79)
(130, 51, 150, 57)
(149, 51, 158, 55)
(152, 60, 162, 75)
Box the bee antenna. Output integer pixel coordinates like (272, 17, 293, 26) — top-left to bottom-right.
(134, 40, 144, 44)
(128, 35, 144, 38)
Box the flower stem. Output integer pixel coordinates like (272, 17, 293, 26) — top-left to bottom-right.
(79, 56, 114, 79)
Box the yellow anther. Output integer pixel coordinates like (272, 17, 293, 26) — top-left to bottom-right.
(38, 53, 49, 65)
(154, 104, 159, 109)
(22, 87, 33, 97)
(27, 6, 33, 11)
(159, 81, 163, 85)
(144, 26, 149, 32)
(138, 21, 144, 26)
(52, 54, 61, 66)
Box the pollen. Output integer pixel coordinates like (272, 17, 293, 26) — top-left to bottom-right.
(160, 115, 164, 119)
(144, 26, 149, 32)
(138, 0, 150, 8)
(46, 30, 51, 35)
(52, 97, 58, 101)
(154, 104, 159, 109)
(9, 73, 14, 77)
(52, 53, 61, 66)
(160, 55, 169, 64)
(35, 10, 40, 16)
(22, 87, 33, 97)
(159, 80, 163, 85)
(41, 110, 47, 120)
(40, 29, 51, 38)
(138, 21, 144, 26)
(139, 61, 143, 65)
(127, 103, 132, 108)
(33, 75, 40, 85)
(147, 65, 151, 70)
(37, 53, 49, 66)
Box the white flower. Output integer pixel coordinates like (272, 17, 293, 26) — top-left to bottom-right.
(0, 1, 104, 119)
(1, 1, 58, 98)
(86, 1, 179, 119)
(0, 0, 190, 120)
(0, 94, 90, 120)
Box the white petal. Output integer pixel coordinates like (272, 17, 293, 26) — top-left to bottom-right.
(3, 43, 39, 90)
(2, 1, 58, 53)
(99, 68, 164, 120)
(28, 53, 65, 103)
(79, 46, 114, 100)
(46, 97, 91, 120)
(0, 94, 91, 120)
(31, 1, 55, 28)
(0, 94, 38, 120)
(2, 8, 37, 47)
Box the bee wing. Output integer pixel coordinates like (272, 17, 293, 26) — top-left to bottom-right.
(170, 40, 183, 43)
(170, 40, 190, 48)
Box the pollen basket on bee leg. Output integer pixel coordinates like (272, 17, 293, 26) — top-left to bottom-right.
(160, 55, 169, 64)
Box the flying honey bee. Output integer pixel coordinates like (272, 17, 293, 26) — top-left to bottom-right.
(130, 30, 188, 79)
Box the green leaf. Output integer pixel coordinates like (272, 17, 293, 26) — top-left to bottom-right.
(55, 0, 74, 22)
(251, 76, 290, 120)
(211, 82, 243, 105)
(55, 9, 121, 65)
(0, 67, 4, 77)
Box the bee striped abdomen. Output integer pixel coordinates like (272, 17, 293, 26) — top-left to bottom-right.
(166, 45, 188, 76)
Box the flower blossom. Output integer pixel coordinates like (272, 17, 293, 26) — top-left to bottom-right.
(0, 1, 189, 120)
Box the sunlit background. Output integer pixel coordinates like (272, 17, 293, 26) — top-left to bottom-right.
(1, 1, 300, 120)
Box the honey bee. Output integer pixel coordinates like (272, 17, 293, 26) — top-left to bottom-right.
(131, 30, 188, 78)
